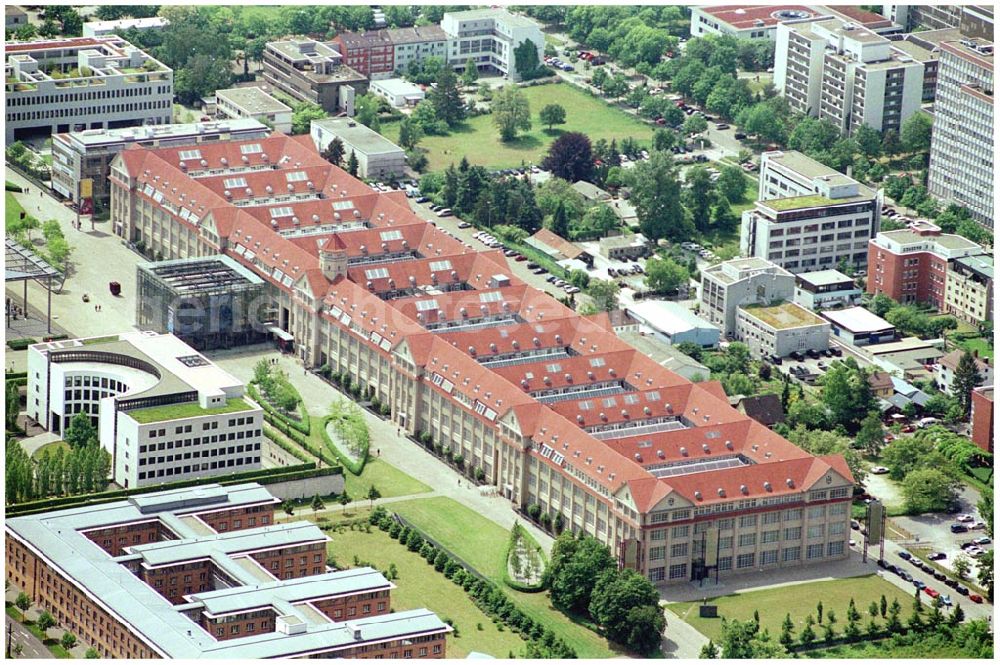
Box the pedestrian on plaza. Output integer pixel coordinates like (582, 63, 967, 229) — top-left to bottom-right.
(377, 448, 381, 457)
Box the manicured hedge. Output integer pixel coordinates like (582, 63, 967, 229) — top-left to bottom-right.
(7, 338, 37, 351)
(6, 377, 28, 388)
(5, 181, 23, 192)
(320, 414, 367, 475)
(5, 371, 28, 380)
(263, 424, 311, 463)
(5, 463, 343, 517)
(247, 383, 311, 435)
(502, 522, 548, 593)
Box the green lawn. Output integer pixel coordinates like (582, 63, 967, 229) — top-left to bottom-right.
(6, 191, 25, 229)
(383, 82, 656, 171)
(31, 440, 70, 461)
(952, 335, 993, 361)
(389, 496, 622, 658)
(668, 575, 913, 642)
(329, 527, 526, 658)
(126, 397, 254, 423)
(343, 458, 432, 499)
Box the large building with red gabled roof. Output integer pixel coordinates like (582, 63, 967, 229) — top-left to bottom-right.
(109, 132, 854, 585)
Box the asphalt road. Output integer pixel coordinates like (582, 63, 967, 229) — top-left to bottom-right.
(5, 615, 49, 660)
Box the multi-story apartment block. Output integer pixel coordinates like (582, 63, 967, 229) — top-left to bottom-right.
(970, 386, 993, 453)
(332, 30, 396, 80)
(867, 220, 985, 309)
(793, 269, 862, 310)
(943, 254, 993, 325)
(735, 302, 831, 358)
(51, 119, 270, 210)
(884, 4, 994, 39)
(926, 38, 994, 228)
(4, 36, 173, 143)
(5, 483, 450, 658)
(441, 8, 544, 82)
(262, 39, 368, 114)
(27, 331, 263, 489)
(214, 87, 292, 134)
(936, 349, 994, 396)
(775, 16, 923, 133)
(107, 133, 855, 585)
(700, 258, 795, 337)
(388, 25, 448, 74)
(742, 150, 880, 274)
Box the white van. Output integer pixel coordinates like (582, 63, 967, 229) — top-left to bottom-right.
(918, 417, 938, 428)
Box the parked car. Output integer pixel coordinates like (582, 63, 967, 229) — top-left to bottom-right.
(734, 132, 747, 140)
(871, 466, 890, 475)
(969, 594, 983, 604)
(899, 571, 913, 582)
(955, 585, 969, 596)
(972, 536, 991, 545)
(951, 524, 969, 533)
(944, 578, 959, 589)
(831, 347, 842, 357)
(437, 208, 453, 217)
(902, 424, 916, 433)
(457, 221, 471, 229)
(933, 571, 947, 582)
(897, 551, 911, 560)
(790, 351, 805, 361)
(715, 123, 730, 130)
(956, 514, 975, 523)
(806, 349, 821, 359)
(770, 354, 783, 365)
(851, 520, 861, 531)
(912, 579, 926, 590)
(514, 254, 527, 262)
(940, 595, 953, 606)
(924, 587, 940, 599)
(928, 552, 947, 560)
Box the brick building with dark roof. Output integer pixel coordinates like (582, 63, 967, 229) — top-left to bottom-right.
(107, 131, 855, 586)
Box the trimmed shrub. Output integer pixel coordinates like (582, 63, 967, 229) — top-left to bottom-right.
(7, 338, 37, 351)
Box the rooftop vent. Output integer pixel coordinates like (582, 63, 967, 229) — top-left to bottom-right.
(786, 478, 795, 488)
(694, 491, 702, 500)
(740, 484, 748, 495)
(764, 481, 772, 492)
(717, 488, 726, 497)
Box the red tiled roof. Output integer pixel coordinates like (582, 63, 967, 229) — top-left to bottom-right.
(825, 5, 893, 29)
(695, 5, 817, 29)
(528, 228, 588, 260)
(115, 131, 856, 516)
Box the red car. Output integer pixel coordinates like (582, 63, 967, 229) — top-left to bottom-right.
(514, 255, 527, 262)
(969, 594, 983, 604)
(902, 425, 916, 433)
(924, 587, 939, 598)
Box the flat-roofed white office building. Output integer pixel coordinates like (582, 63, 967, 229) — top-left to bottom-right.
(27, 331, 263, 488)
(4, 36, 173, 142)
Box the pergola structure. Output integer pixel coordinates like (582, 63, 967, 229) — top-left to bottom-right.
(5, 237, 60, 334)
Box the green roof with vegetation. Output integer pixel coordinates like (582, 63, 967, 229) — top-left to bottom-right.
(126, 397, 255, 424)
(762, 194, 839, 211)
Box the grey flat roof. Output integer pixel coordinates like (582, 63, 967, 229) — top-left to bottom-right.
(312, 117, 403, 156)
(58, 119, 269, 150)
(954, 254, 994, 279)
(5, 483, 447, 658)
(821, 306, 894, 333)
(138, 254, 264, 294)
(795, 269, 854, 287)
(129, 521, 327, 567)
(215, 87, 291, 115)
(189, 568, 392, 616)
(445, 7, 540, 28)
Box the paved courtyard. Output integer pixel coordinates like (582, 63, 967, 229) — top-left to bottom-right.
(5, 168, 141, 341)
